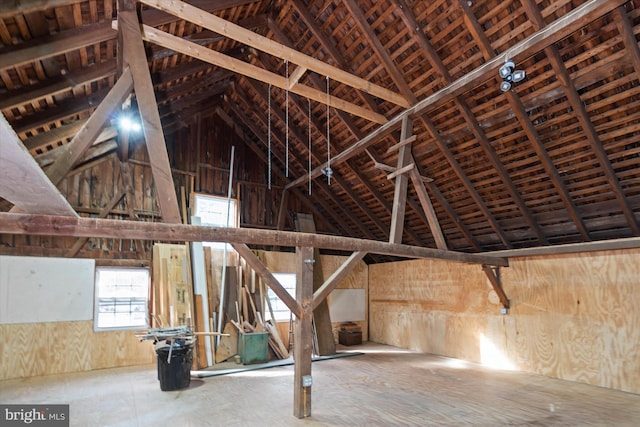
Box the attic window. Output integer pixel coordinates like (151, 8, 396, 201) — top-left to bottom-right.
(94, 267, 150, 331)
(193, 193, 238, 251)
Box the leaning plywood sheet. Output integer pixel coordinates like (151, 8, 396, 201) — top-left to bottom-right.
(152, 243, 193, 327)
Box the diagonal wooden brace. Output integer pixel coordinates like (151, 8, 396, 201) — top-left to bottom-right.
(482, 265, 510, 310)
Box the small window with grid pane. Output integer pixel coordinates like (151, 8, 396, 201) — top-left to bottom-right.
(94, 267, 149, 331)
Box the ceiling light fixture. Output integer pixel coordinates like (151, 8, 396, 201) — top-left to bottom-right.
(498, 58, 525, 92)
(117, 114, 141, 133)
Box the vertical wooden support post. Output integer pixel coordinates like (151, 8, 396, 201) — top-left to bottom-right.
(293, 246, 314, 419)
(389, 116, 413, 244)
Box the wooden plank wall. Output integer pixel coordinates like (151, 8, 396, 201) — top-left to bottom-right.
(0, 320, 155, 381)
(258, 250, 369, 343)
(369, 248, 640, 394)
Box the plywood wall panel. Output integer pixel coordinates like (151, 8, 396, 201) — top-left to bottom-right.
(369, 249, 640, 394)
(0, 321, 154, 380)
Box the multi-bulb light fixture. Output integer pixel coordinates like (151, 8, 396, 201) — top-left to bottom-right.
(498, 59, 526, 91)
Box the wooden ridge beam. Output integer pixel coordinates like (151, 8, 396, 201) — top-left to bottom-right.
(0, 213, 510, 266)
(139, 0, 410, 109)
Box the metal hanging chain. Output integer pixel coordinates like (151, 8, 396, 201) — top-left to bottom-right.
(308, 98, 312, 195)
(326, 76, 332, 185)
(285, 60, 289, 178)
(268, 83, 272, 190)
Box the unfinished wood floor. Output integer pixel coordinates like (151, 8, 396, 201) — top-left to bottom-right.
(1, 343, 639, 426)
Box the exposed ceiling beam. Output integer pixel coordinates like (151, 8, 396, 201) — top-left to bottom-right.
(36, 137, 118, 168)
(388, 117, 413, 244)
(137, 24, 386, 124)
(613, 6, 640, 80)
(422, 113, 512, 249)
(409, 165, 447, 250)
(343, 0, 416, 103)
(0, 213, 509, 266)
(0, 59, 117, 111)
(0, 21, 115, 72)
(0, 114, 77, 216)
(286, 0, 627, 189)
(139, 0, 410, 109)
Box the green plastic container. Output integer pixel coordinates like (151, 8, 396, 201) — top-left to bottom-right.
(238, 332, 269, 364)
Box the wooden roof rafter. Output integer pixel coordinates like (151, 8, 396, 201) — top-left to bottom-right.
(520, 0, 639, 237)
(285, 0, 628, 190)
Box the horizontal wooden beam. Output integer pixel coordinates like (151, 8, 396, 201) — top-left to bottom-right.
(138, 24, 386, 124)
(0, 213, 509, 266)
(386, 163, 414, 180)
(487, 237, 640, 258)
(386, 135, 416, 153)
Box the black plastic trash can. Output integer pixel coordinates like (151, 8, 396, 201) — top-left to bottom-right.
(155, 342, 193, 391)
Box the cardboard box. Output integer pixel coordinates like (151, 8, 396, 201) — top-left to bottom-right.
(339, 330, 362, 346)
